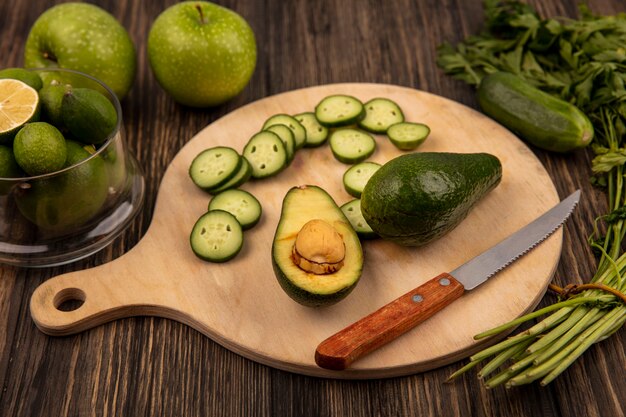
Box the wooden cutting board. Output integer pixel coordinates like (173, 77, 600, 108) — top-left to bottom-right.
(29, 83, 562, 379)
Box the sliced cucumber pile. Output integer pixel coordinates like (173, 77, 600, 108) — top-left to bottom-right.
(262, 114, 307, 149)
(315, 95, 365, 127)
(264, 123, 296, 164)
(190, 187, 263, 262)
(329, 128, 376, 164)
(207, 157, 252, 195)
(190, 210, 244, 262)
(189, 146, 242, 191)
(294, 112, 329, 147)
(243, 131, 288, 179)
(358, 98, 404, 133)
(208, 189, 262, 230)
(186, 92, 432, 263)
(343, 161, 381, 198)
(340, 199, 377, 239)
(387, 122, 430, 150)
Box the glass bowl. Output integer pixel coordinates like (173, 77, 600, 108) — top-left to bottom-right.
(0, 68, 145, 267)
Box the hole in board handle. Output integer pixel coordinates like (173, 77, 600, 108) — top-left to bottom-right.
(53, 288, 86, 312)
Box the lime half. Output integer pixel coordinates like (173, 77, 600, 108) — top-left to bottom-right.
(0, 79, 40, 144)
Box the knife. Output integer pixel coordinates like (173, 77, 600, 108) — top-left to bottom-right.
(315, 190, 581, 370)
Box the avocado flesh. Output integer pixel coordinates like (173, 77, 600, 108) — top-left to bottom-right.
(361, 152, 502, 246)
(272, 185, 364, 307)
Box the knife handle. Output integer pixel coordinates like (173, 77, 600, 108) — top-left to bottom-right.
(315, 273, 464, 370)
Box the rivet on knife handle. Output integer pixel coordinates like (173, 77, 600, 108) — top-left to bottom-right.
(315, 273, 465, 370)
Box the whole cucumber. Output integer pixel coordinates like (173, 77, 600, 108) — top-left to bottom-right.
(477, 72, 593, 153)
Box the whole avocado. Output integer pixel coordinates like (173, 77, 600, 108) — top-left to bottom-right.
(361, 152, 502, 246)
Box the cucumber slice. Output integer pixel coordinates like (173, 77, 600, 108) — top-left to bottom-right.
(189, 146, 242, 191)
(243, 131, 288, 178)
(264, 124, 296, 163)
(358, 98, 405, 133)
(208, 189, 262, 230)
(190, 210, 243, 262)
(207, 157, 252, 195)
(387, 122, 430, 150)
(294, 112, 329, 147)
(340, 199, 377, 239)
(329, 128, 376, 164)
(342, 161, 381, 198)
(315, 95, 365, 127)
(262, 114, 307, 149)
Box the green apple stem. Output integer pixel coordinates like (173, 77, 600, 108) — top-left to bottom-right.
(195, 4, 208, 25)
(42, 51, 58, 63)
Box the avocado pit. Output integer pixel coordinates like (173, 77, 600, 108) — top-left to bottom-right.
(292, 219, 345, 274)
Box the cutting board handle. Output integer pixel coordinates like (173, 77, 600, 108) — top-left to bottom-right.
(31, 264, 121, 336)
(29, 253, 155, 336)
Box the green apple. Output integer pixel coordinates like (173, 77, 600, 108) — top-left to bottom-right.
(148, 1, 257, 107)
(24, 2, 136, 99)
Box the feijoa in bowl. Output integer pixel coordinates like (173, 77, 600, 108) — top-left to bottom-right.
(0, 68, 145, 267)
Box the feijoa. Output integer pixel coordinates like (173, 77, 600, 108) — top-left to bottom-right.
(0, 145, 22, 178)
(13, 122, 67, 176)
(62, 87, 118, 144)
(14, 140, 108, 232)
(0, 68, 43, 90)
(39, 82, 72, 127)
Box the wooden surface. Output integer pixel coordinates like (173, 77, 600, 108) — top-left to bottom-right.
(1, 0, 624, 415)
(29, 83, 562, 378)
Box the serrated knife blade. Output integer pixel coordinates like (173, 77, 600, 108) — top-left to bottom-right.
(315, 190, 580, 371)
(452, 189, 580, 290)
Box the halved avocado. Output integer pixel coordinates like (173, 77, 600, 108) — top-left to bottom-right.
(272, 185, 363, 307)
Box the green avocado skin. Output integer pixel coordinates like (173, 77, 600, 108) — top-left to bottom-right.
(361, 152, 502, 246)
(271, 258, 357, 307)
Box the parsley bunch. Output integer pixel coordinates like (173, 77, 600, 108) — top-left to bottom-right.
(438, 0, 626, 387)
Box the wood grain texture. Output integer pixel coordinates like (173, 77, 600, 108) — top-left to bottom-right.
(1, 0, 625, 416)
(27, 83, 562, 378)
